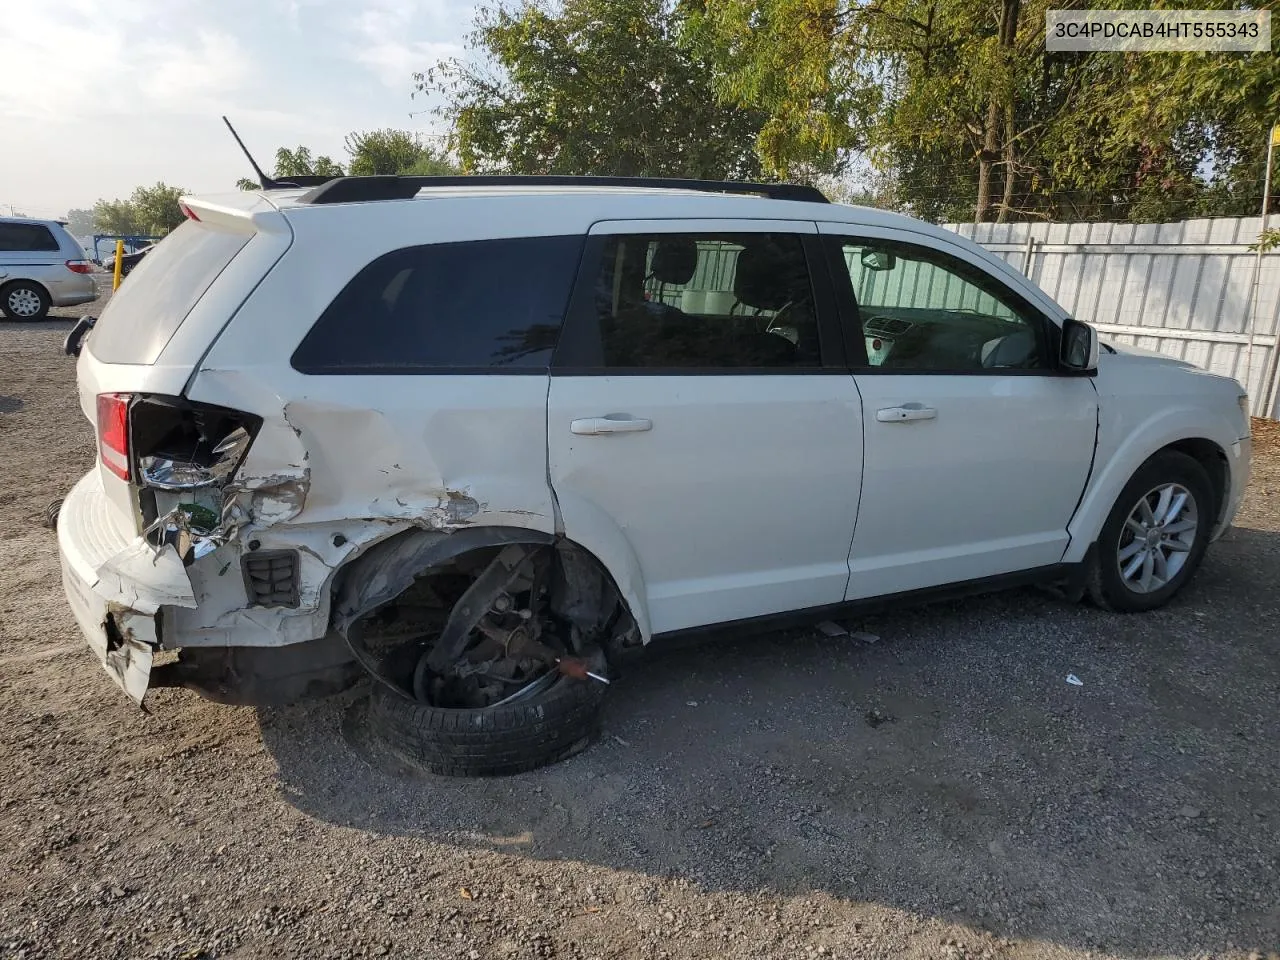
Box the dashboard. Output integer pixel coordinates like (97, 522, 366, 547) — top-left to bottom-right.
(861, 310, 1039, 370)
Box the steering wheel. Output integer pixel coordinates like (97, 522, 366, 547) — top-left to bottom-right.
(765, 301, 800, 344)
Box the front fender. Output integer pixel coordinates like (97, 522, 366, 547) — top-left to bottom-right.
(1064, 403, 1242, 563)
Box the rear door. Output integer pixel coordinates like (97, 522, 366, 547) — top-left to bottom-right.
(547, 219, 863, 635)
(819, 224, 1098, 599)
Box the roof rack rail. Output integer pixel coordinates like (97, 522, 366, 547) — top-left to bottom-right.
(295, 175, 829, 206)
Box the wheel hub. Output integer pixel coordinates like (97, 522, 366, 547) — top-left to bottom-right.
(1116, 482, 1198, 595)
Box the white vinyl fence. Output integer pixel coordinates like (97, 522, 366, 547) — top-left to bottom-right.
(947, 217, 1280, 418)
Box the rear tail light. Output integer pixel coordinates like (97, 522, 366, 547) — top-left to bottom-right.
(96, 393, 132, 481)
(96, 393, 261, 490)
(65, 259, 93, 274)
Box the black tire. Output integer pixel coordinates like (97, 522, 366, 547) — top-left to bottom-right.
(367, 647, 609, 776)
(1, 282, 51, 321)
(1087, 450, 1214, 612)
(43, 497, 63, 531)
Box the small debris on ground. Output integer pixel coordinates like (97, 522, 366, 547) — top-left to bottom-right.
(864, 708, 897, 729)
(1066, 674, 1084, 686)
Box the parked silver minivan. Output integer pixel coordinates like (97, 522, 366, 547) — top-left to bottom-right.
(0, 217, 99, 320)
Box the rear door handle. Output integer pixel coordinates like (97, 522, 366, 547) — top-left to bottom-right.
(876, 404, 937, 423)
(570, 415, 654, 435)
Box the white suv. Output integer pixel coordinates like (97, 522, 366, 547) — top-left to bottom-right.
(57, 176, 1252, 775)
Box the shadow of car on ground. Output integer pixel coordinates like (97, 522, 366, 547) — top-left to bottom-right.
(259, 524, 1280, 957)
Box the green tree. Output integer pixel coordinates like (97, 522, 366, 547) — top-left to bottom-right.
(398, 146, 462, 177)
(236, 145, 346, 189)
(129, 182, 187, 234)
(274, 145, 345, 178)
(691, 0, 1279, 223)
(64, 208, 94, 236)
(91, 198, 146, 235)
(419, 0, 766, 179)
(345, 129, 439, 176)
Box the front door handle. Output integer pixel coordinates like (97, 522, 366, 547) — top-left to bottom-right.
(876, 404, 937, 423)
(570, 415, 654, 435)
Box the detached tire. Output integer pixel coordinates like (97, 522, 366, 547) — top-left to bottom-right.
(367, 648, 609, 776)
(1087, 450, 1214, 612)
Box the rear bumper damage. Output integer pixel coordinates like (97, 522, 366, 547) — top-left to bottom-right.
(56, 469, 369, 705)
(58, 472, 196, 703)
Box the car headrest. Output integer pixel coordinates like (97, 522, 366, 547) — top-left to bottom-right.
(649, 238, 698, 285)
(733, 241, 803, 311)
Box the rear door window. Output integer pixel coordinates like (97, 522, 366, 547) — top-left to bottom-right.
(0, 223, 59, 252)
(558, 232, 824, 370)
(291, 235, 584, 373)
(88, 222, 251, 365)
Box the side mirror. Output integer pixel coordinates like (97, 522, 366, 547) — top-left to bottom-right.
(860, 248, 897, 272)
(1059, 317, 1098, 374)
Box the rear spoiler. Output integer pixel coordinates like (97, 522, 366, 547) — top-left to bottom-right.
(176, 194, 290, 236)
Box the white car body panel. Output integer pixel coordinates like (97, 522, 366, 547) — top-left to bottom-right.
(549, 373, 864, 635)
(1063, 348, 1251, 560)
(813, 220, 1098, 595)
(845, 374, 1097, 598)
(548, 217, 862, 635)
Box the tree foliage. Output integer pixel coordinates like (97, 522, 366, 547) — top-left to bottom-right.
(690, 0, 1280, 222)
(63, 208, 94, 236)
(129, 182, 187, 234)
(91, 199, 145, 235)
(236, 131, 458, 188)
(91, 183, 186, 235)
(420, 0, 766, 179)
(236, 145, 347, 189)
(344, 129, 456, 176)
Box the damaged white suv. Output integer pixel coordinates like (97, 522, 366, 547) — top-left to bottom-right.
(58, 175, 1252, 775)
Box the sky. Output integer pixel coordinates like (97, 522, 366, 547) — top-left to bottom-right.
(0, 0, 475, 219)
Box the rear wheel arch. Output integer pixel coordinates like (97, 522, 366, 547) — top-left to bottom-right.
(329, 525, 643, 662)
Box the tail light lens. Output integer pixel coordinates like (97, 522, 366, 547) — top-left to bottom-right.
(65, 259, 93, 274)
(96, 393, 132, 481)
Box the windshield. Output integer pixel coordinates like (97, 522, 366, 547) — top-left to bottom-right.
(88, 221, 250, 365)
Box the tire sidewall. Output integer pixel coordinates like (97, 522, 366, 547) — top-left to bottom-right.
(367, 646, 610, 777)
(1095, 452, 1213, 612)
(2, 282, 51, 321)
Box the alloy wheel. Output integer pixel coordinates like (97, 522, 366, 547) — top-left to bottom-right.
(1116, 482, 1198, 594)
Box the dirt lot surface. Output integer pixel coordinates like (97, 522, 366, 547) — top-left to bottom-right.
(2, 301, 1278, 959)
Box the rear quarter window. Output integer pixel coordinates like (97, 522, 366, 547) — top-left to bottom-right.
(88, 222, 251, 365)
(0, 223, 59, 252)
(291, 235, 584, 373)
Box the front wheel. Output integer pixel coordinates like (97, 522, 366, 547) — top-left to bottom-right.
(1087, 451, 1213, 612)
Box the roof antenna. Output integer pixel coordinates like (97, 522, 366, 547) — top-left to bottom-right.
(222, 115, 277, 189)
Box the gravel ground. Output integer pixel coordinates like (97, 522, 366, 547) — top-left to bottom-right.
(1, 304, 1278, 960)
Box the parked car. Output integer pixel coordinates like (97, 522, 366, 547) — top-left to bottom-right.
(0, 217, 97, 320)
(57, 176, 1252, 775)
(101, 242, 155, 278)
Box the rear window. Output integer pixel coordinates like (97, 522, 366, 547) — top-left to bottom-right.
(291, 235, 583, 373)
(88, 222, 251, 365)
(0, 223, 59, 252)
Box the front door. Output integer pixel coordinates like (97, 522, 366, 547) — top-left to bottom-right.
(819, 226, 1099, 600)
(547, 220, 863, 635)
